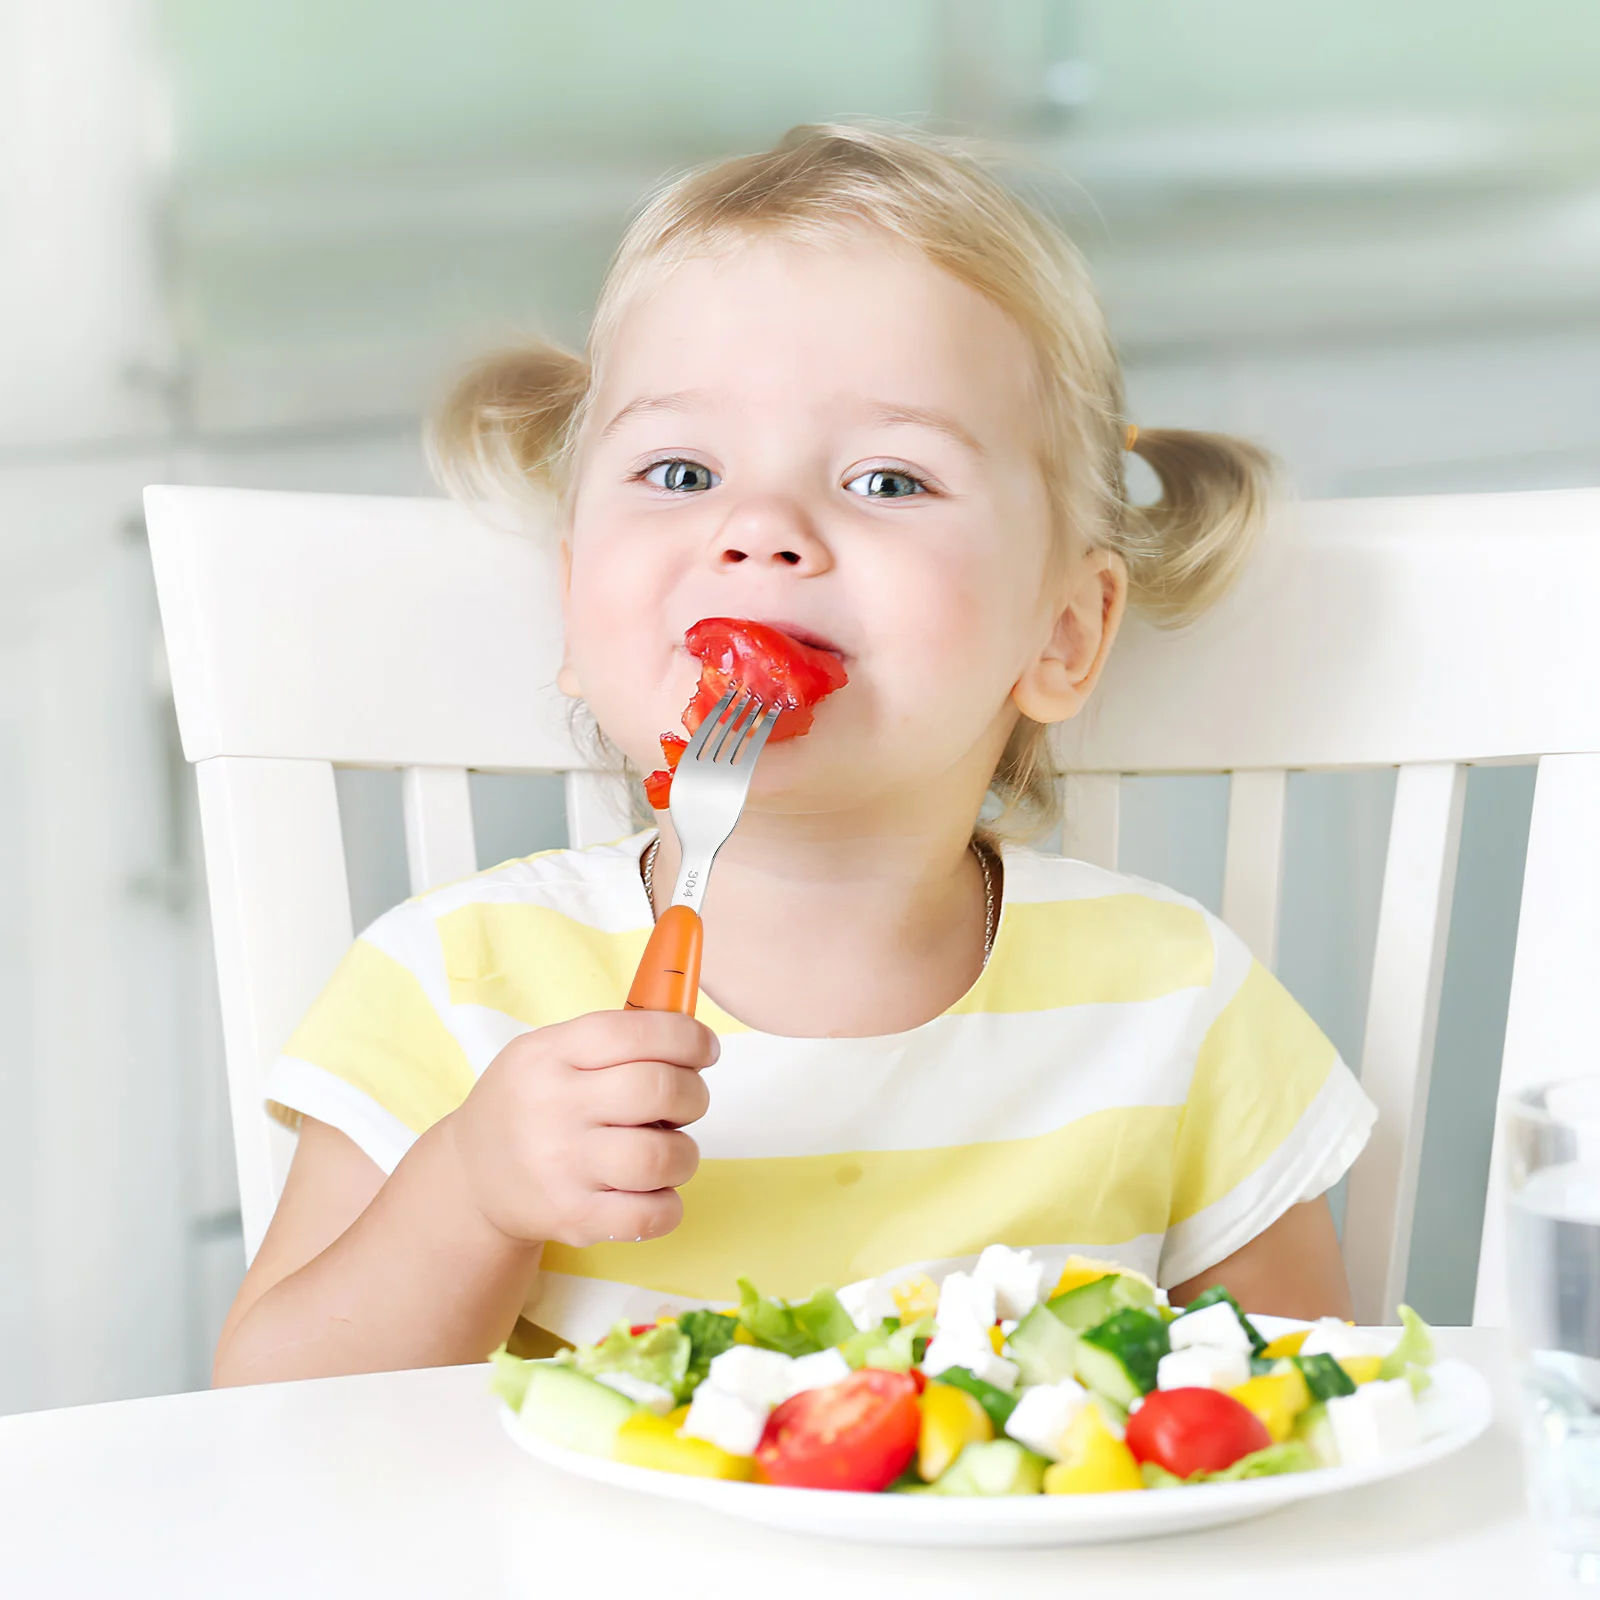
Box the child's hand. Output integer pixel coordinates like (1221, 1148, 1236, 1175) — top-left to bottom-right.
(442, 1010, 718, 1249)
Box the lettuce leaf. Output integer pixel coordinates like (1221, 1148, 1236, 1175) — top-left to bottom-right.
(735, 1280, 856, 1356)
(1378, 1304, 1435, 1391)
(677, 1309, 739, 1398)
(488, 1344, 533, 1411)
(841, 1316, 932, 1373)
(1140, 1440, 1316, 1489)
(572, 1320, 690, 1393)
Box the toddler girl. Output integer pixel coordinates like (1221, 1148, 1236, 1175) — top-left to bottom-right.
(215, 124, 1373, 1384)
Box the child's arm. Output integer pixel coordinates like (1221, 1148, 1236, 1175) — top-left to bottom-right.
(212, 1010, 718, 1386)
(1166, 1196, 1354, 1322)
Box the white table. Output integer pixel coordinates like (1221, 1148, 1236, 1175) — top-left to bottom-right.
(0, 1328, 1585, 1599)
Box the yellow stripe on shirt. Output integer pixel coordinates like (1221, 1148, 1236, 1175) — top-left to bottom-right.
(438, 890, 1214, 1036)
(1168, 959, 1337, 1226)
(282, 938, 477, 1135)
(541, 1103, 1182, 1303)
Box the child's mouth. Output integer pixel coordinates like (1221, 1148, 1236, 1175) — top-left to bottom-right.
(745, 620, 846, 661)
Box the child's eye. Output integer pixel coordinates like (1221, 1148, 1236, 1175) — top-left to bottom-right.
(844, 468, 928, 500)
(642, 459, 719, 493)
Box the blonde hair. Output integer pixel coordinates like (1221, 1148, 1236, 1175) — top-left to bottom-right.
(431, 122, 1271, 836)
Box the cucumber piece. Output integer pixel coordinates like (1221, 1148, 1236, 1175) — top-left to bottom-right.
(1073, 1308, 1170, 1406)
(1176, 1286, 1266, 1353)
(1047, 1272, 1154, 1331)
(518, 1363, 637, 1458)
(934, 1365, 1018, 1430)
(1047, 1276, 1117, 1329)
(1290, 1352, 1357, 1402)
(1006, 1304, 1081, 1385)
(928, 1439, 1046, 1497)
(1292, 1400, 1340, 1468)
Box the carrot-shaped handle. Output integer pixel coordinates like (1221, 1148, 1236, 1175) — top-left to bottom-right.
(625, 903, 704, 1015)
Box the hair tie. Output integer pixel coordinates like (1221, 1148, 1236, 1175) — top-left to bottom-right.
(1123, 423, 1139, 451)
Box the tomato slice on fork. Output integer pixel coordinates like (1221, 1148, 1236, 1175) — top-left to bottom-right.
(645, 618, 848, 809)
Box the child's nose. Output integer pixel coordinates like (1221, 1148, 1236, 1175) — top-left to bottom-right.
(711, 496, 833, 575)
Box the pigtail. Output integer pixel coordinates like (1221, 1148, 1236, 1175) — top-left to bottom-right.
(427, 342, 591, 506)
(1120, 429, 1274, 627)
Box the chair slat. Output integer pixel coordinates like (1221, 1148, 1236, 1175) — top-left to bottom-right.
(1222, 769, 1288, 969)
(401, 766, 478, 894)
(1059, 773, 1120, 869)
(195, 757, 354, 1260)
(1343, 761, 1467, 1324)
(1474, 753, 1600, 1325)
(564, 770, 638, 850)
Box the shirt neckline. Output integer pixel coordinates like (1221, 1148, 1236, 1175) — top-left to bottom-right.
(622, 829, 1011, 1046)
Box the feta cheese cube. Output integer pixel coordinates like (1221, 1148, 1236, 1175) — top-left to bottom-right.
(972, 1244, 1047, 1321)
(936, 1270, 997, 1336)
(837, 1276, 897, 1332)
(593, 1371, 676, 1414)
(1169, 1301, 1253, 1356)
(782, 1347, 852, 1399)
(704, 1344, 795, 1409)
(1004, 1379, 1088, 1460)
(1324, 1378, 1419, 1467)
(1156, 1344, 1252, 1392)
(680, 1384, 769, 1457)
(1299, 1318, 1388, 1361)
(921, 1327, 1020, 1391)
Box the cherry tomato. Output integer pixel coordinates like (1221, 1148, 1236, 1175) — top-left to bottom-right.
(645, 619, 848, 808)
(755, 1369, 920, 1492)
(1124, 1388, 1271, 1478)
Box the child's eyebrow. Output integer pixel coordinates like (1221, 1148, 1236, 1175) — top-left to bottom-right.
(599, 390, 703, 438)
(861, 401, 987, 458)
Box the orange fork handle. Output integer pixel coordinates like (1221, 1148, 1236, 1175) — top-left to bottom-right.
(624, 903, 703, 1015)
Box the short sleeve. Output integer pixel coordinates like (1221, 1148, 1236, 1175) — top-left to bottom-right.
(264, 910, 477, 1176)
(1157, 923, 1375, 1289)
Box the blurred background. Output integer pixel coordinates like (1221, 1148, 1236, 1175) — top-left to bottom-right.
(2, 0, 1597, 1414)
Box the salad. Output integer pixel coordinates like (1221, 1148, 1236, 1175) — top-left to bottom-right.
(492, 1246, 1438, 1497)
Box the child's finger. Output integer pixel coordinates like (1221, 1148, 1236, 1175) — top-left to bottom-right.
(587, 1058, 711, 1129)
(556, 1010, 720, 1073)
(589, 1125, 701, 1195)
(583, 1186, 684, 1247)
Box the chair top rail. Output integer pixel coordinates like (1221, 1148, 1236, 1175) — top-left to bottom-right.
(147, 484, 581, 772)
(1059, 487, 1600, 774)
(150, 484, 1600, 780)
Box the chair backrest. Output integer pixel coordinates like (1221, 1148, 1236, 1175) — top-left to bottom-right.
(146, 483, 1600, 1322)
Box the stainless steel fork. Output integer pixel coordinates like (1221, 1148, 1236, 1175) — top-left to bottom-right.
(625, 687, 780, 1013)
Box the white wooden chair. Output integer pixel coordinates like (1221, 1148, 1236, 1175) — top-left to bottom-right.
(146, 483, 1600, 1325)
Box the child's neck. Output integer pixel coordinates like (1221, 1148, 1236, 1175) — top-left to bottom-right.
(648, 800, 993, 1038)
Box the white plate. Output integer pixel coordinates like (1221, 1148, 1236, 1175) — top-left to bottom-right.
(498, 1325, 1493, 1548)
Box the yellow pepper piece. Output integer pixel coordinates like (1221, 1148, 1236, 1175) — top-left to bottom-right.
(893, 1274, 941, 1321)
(1259, 1329, 1309, 1360)
(1042, 1405, 1144, 1494)
(917, 1382, 993, 1482)
(988, 1325, 1006, 1355)
(732, 1323, 757, 1346)
(1339, 1355, 1384, 1386)
(614, 1411, 757, 1480)
(1229, 1367, 1312, 1443)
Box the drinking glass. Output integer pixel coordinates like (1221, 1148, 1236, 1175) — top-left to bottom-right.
(1505, 1076, 1600, 1583)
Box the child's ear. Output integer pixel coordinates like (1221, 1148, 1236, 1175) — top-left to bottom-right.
(555, 539, 583, 698)
(1012, 548, 1128, 725)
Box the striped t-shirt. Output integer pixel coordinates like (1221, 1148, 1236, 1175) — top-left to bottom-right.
(265, 832, 1375, 1347)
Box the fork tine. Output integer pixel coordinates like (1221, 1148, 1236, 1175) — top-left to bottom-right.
(683, 687, 739, 761)
(707, 690, 761, 763)
(728, 702, 780, 765)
